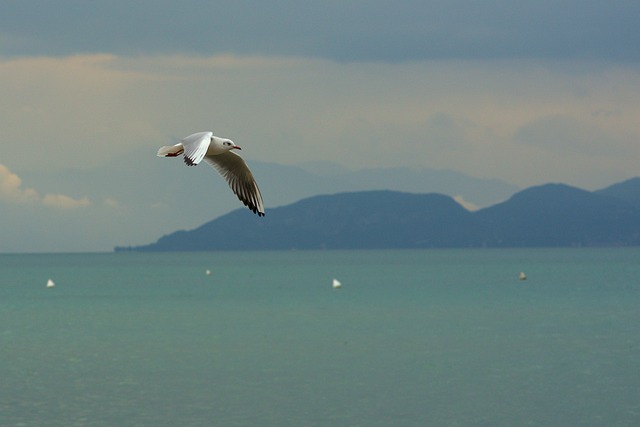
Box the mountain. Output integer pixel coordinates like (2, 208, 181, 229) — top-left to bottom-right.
(473, 183, 640, 247)
(26, 149, 517, 251)
(252, 162, 519, 209)
(595, 177, 640, 209)
(116, 178, 640, 251)
(118, 191, 474, 251)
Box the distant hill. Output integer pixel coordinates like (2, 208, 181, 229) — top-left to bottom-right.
(118, 192, 474, 251)
(252, 162, 519, 210)
(39, 152, 518, 251)
(473, 183, 640, 247)
(595, 177, 640, 209)
(116, 178, 640, 251)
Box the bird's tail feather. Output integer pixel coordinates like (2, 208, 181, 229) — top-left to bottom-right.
(157, 144, 184, 157)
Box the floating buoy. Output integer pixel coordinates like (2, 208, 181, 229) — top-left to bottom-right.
(519, 272, 527, 281)
(205, 269, 212, 276)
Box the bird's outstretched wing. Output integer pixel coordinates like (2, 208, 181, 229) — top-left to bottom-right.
(204, 151, 265, 216)
(181, 132, 212, 166)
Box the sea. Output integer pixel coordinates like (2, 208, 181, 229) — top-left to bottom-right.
(0, 248, 639, 427)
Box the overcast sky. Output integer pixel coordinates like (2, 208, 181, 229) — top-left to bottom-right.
(1, 1, 640, 252)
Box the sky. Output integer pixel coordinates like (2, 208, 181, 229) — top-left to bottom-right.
(1, 0, 640, 252)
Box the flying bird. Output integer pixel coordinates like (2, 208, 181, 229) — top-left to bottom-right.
(157, 132, 265, 216)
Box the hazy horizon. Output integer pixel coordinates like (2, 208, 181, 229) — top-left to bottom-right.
(1, 1, 639, 252)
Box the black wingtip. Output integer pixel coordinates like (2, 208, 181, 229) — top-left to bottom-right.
(246, 204, 265, 217)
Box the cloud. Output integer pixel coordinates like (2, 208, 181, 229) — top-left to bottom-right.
(0, 164, 91, 209)
(1, 2, 639, 255)
(42, 194, 91, 209)
(2, 54, 640, 188)
(0, 55, 166, 171)
(0, 1, 639, 62)
(1, 51, 640, 252)
(0, 164, 39, 203)
(423, 112, 479, 149)
(514, 115, 636, 157)
(102, 198, 120, 209)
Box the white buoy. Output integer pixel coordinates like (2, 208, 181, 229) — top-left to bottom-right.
(332, 278, 342, 289)
(205, 269, 212, 276)
(519, 272, 527, 281)
(46, 279, 55, 288)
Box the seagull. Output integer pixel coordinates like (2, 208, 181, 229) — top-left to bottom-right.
(46, 278, 55, 288)
(157, 132, 265, 216)
(332, 278, 342, 289)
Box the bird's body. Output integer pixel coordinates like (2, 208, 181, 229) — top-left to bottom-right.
(157, 132, 265, 216)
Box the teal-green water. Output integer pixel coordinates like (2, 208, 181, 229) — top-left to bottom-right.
(1, 249, 639, 426)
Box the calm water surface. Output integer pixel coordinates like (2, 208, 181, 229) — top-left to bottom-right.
(1, 249, 639, 426)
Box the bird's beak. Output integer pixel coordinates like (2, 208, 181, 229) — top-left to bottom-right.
(232, 146, 242, 150)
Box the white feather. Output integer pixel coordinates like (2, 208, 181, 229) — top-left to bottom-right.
(158, 131, 265, 216)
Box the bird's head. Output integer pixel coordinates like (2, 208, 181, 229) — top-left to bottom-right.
(221, 138, 241, 151)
